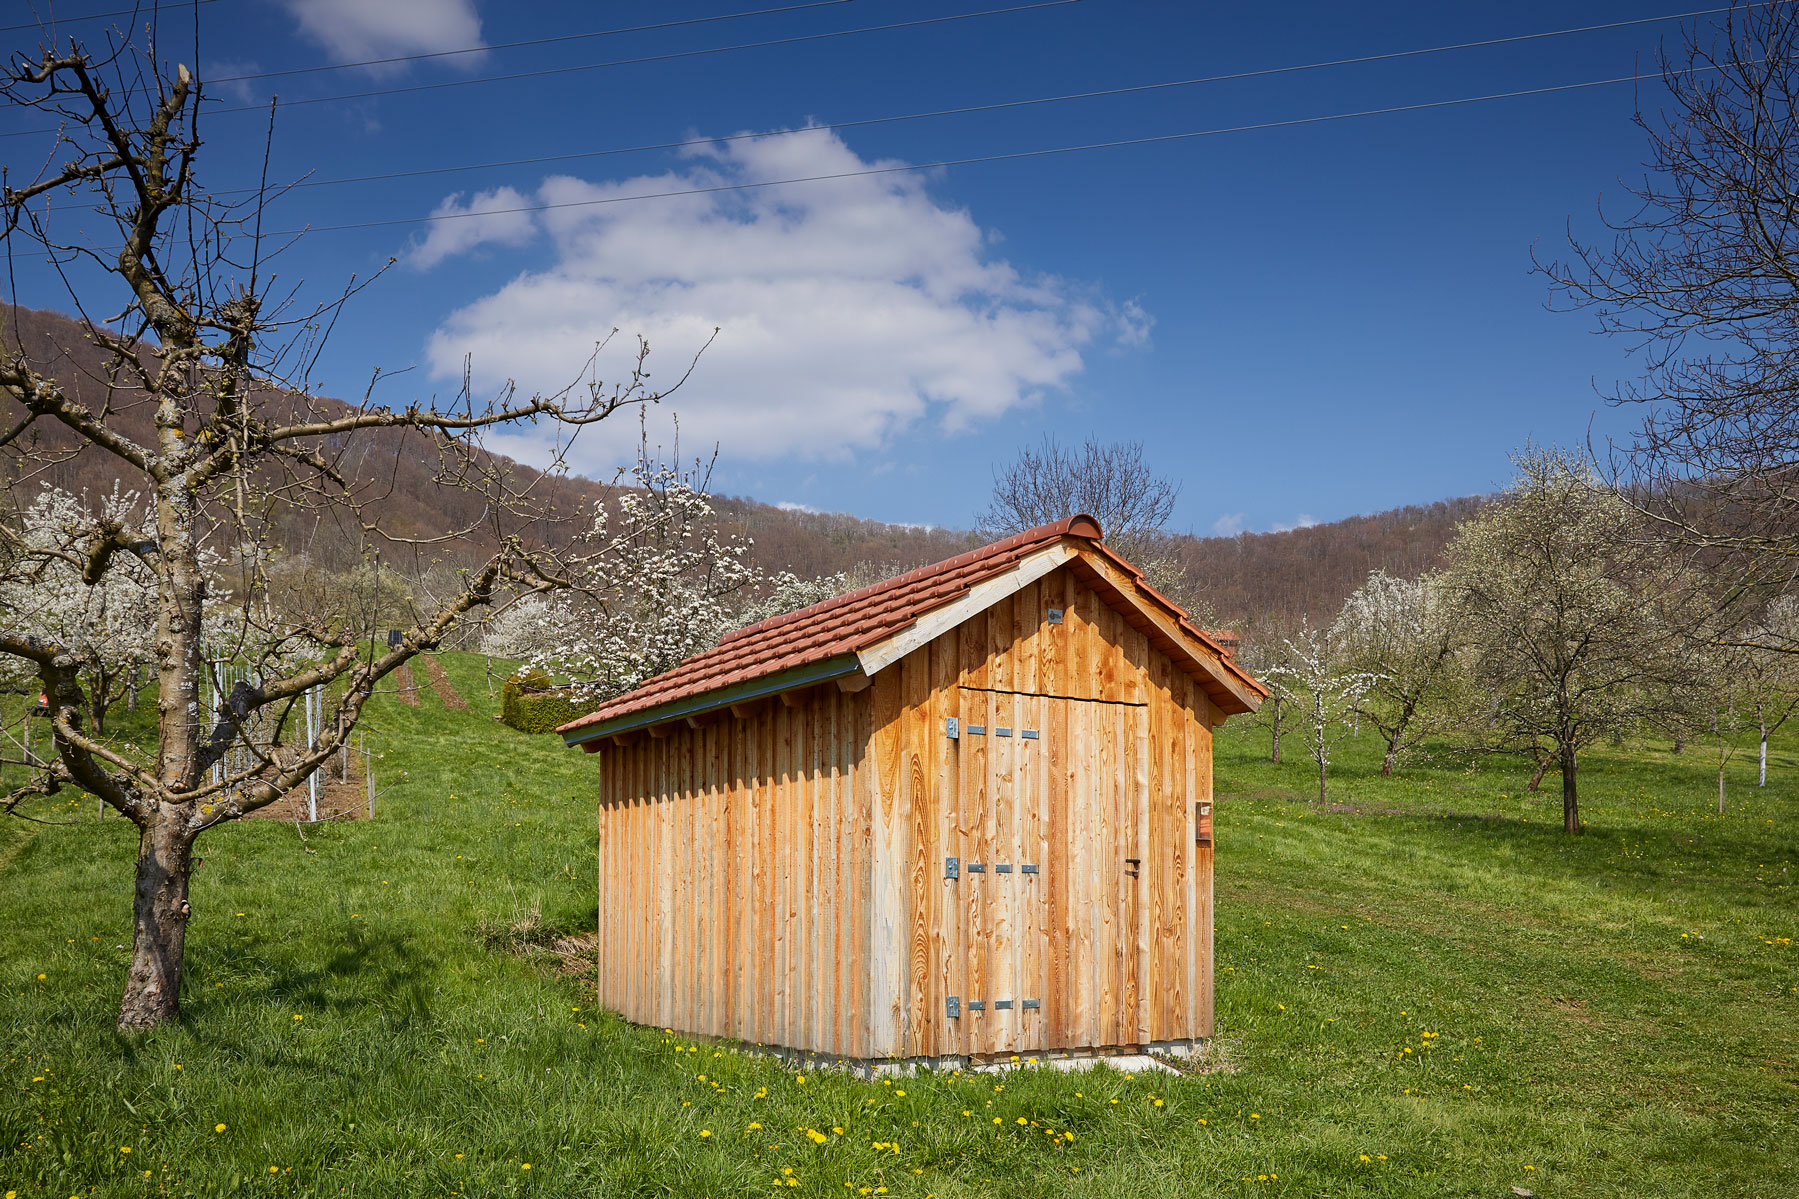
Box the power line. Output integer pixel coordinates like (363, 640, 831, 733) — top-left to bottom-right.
(275, 69, 1658, 237)
(213, 0, 867, 83)
(208, 0, 1080, 116)
(240, 5, 1733, 197)
(0, 0, 1079, 136)
(0, 1, 219, 36)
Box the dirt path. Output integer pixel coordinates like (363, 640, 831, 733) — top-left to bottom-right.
(392, 660, 421, 707)
(242, 742, 369, 822)
(421, 655, 468, 710)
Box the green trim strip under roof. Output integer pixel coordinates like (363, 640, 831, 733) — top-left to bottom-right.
(560, 653, 864, 746)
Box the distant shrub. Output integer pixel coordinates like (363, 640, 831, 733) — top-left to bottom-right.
(500, 671, 596, 735)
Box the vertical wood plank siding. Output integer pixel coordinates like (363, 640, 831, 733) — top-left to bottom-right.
(592, 564, 1218, 1061)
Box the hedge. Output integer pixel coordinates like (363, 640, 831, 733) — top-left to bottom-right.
(500, 672, 597, 735)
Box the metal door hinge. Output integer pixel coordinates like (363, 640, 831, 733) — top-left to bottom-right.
(1021, 729, 1040, 740)
(967, 724, 986, 735)
(946, 717, 959, 739)
(1022, 998, 1041, 1010)
(968, 999, 985, 1011)
(994, 999, 1014, 1010)
(966, 862, 985, 873)
(944, 856, 959, 879)
(995, 727, 1013, 737)
(1021, 863, 1039, 874)
(947, 995, 961, 1019)
(995, 863, 1013, 873)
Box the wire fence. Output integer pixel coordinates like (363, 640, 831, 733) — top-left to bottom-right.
(208, 661, 344, 823)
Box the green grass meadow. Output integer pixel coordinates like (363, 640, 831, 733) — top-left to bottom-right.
(1, 651, 1794, 1196)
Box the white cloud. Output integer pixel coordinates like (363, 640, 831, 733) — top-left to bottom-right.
(279, 0, 484, 66)
(1211, 513, 1246, 536)
(774, 500, 820, 513)
(421, 128, 1148, 468)
(1115, 299, 1154, 348)
(407, 188, 536, 270)
(1272, 514, 1321, 533)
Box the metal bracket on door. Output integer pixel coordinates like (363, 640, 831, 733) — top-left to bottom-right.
(946, 995, 961, 1019)
(945, 717, 959, 739)
(966, 862, 985, 873)
(1022, 999, 1041, 1010)
(1021, 729, 1040, 740)
(994, 999, 1013, 1010)
(1021, 864, 1039, 874)
(995, 863, 1013, 873)
(944, 856, 959, 879)
(995, 727, 1013, 737)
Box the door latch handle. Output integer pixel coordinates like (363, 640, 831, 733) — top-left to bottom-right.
(1124, 857, 1141, 868)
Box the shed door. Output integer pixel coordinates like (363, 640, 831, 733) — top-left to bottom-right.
(953, 688, 1149, 1056)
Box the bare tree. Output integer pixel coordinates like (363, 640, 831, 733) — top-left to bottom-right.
(1241, 627, 1300, 764)
(0, 35, 701, 1028)
(1443, 450, 1704, 833)
(979, 436, 1180, 561)
(1542, 2, 1799, 598)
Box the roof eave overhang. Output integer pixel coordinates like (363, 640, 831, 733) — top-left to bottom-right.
(559, 653, 865, 748)
(1065, 548, 1268, 717)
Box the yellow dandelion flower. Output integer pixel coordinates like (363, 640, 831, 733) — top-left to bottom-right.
(120, 1146, 131, 1153)
(215, 1123, 227, 1133)
(521, 1163, 532, 1170)
(1250, 1113, 1261, 1119)
(700, 1130, 712, 1138)
(748, 1122, 763, 1131)
(1359, 1154, 1370, 1162)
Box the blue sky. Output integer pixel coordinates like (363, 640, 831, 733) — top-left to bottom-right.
(2, 0, 1698, 534)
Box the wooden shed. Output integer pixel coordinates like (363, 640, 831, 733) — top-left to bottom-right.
(558, 515, 1265, 1067)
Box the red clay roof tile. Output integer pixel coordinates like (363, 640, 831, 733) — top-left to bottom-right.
(558, 512, 1263, 738)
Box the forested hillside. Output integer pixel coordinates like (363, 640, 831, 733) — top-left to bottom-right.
(1168, 497, 1489, 631)
(5, 303, 1472, 625)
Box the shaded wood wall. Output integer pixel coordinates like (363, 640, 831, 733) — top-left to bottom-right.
(594, 685, 876, 1058)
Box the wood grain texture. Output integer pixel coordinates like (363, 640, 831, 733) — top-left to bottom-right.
(588, 563, 1224, 1061)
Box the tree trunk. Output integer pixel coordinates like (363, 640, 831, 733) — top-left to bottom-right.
(1718, 765, 1727, 814)
(1380, 742, 1398, 777)
(1318, 758, 1327, 804)
(117, 813, 195, 1030)
(1561, 741, 1580, 834)
(1269, 695, 1282, 764)
(1527, 752, 1553, 793)
(1672, 733, 1685, 755)
(1761, 709, 1769, 787)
